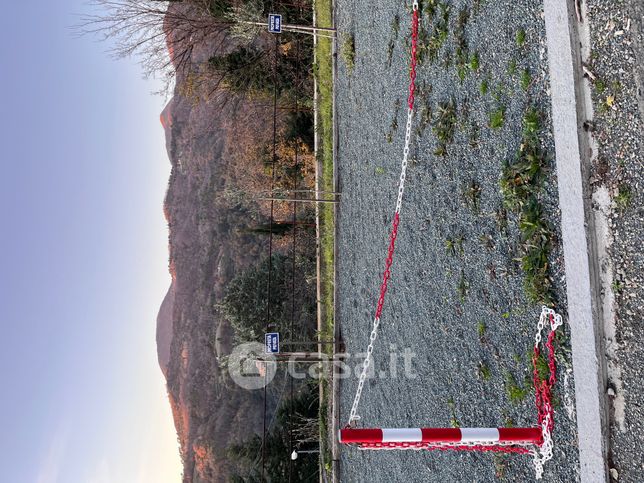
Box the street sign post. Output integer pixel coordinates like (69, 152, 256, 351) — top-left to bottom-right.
(265, 332, 280, 354)
(268, 14, 282, 33)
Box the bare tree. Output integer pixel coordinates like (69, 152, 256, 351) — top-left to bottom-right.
(77, 0, 233, 96)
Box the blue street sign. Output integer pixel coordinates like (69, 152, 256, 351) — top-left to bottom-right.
(265, 332, 280, 354)
(268, 14, 282, 33)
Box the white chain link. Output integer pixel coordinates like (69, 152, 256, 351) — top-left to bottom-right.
(535, 306, 563, 348)
(532, 306, 563, 479)
(348, 317, 380, 424)
(395, 107, 414, 214)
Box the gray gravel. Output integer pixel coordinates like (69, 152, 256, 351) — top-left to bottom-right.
(335, 0, 580, 481)
(585, 0, 644, 481)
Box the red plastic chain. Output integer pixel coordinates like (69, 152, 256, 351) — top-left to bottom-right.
(407, 7, 419, 110)
(532, 312, 558, 439)
(374, 8, 419, 320)
(357, 442, 531, 455)
(375, 214, 400, 319)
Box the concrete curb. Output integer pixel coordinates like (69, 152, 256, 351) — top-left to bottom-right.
(543, 1, 610, 481)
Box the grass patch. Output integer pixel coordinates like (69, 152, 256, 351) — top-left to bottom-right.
(477, 321, 486, 339)
(469, 51, 480, 71)
(520, 68, 531, 91)
(480, 78, 489, 95)
(445, 235, 464, 256)
(457, 272, 469, 302)
(340, 34, 355, 73)
(516, 28, 526, 47)
(505, 372, 529, 404)
(454, 7, 470, 82)
(478, 362, 492, 381)
(615, 184, 632, 209)
(489, 107, 505, 129)
(500, 108, 553, 304)
(464, 180, 482, 213)
(508, 59, 517, 76)
(314, 0, 335, 477)
(433, 99, 457, 155)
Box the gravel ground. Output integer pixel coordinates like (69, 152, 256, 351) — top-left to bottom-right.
(584, 1, 644, 481)
(335, 0, 580, 481)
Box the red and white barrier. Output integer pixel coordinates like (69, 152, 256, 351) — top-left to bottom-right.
(339, 427, 542, 446)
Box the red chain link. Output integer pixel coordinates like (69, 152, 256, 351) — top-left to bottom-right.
(375, 214, 400, 319)
(374, 9, 418, 320)
(532, 313, 558, 439)
(407, 8, 419, 110)
(356, 442, 532, 455)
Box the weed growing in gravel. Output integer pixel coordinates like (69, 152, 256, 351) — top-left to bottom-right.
(417, 103, 433, 137)
(615, 184, 632, 209)
(469, 51, 480, 71)
(375, 166, 385, 175)
(445, 235, 464, 256)
(521, 68, 531, 91)
(447, 397, 460, 428)
(477, 321, 486, 339)
(494, 454, 508, 479)
(505, 372, 529, 404)
(432, 99, 457, 156)
(500, 108, 554, 304)
(508, 59, 517, 76)
(494, 207, 508, 234)
(489, 107, 505, 129)
(457, 273, 469, 302)
(479, 233, 494, 250)
(464, 180, 482, 213)
(493, 83, 505, 102)
(469, 121, 480, 147)
(417, 1, 450, 65)
(454, 7, 470, 82)
(516, 28, 526, 47)
(480, 78, 489, 96)
(341, 34, 356, 73)
(478, 362, 492, 381)
(386, 15, 400, 67)
(518, 200, 553, 303)
(595, 79, 607, 94)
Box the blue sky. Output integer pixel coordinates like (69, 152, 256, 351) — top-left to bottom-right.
(0, 1, 182, 482)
